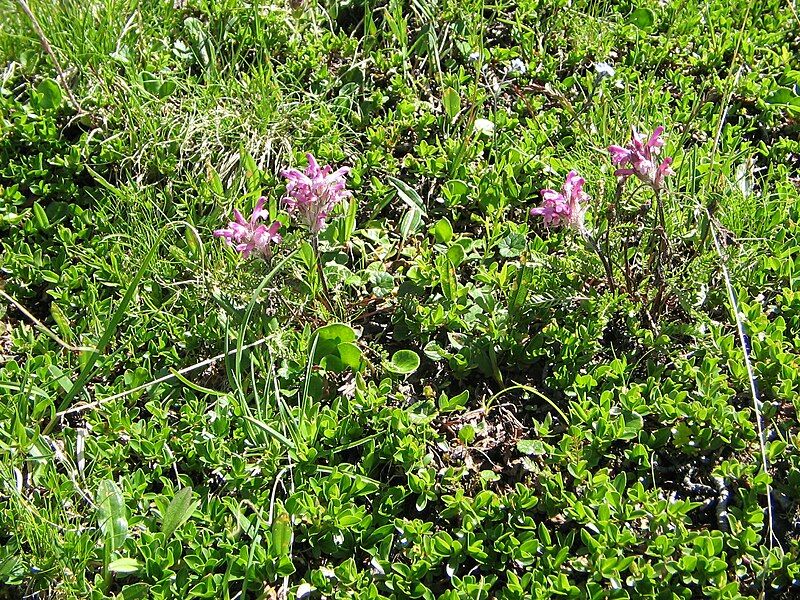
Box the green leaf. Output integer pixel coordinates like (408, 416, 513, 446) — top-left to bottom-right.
(458, 424, 476, 443)
(508, 264, 533, 314)
(337, 341, 364, 370)
(766, 87, 800, 106)
(432, 217, 453, 244)
(399, 207, 424, 240)
(498, 233, 526, 258)
(140, 71, 161, 95)
(271, 508, 293, 558)
(439, 389, 469, 413)
(386, 175, 427, 216)
(158, 80, 177, 98)
(242, 415, 295, 449)
(387, 349, 420, 375)
(313, 323, 357, 362)
(516, 439, 548, 455)
(443, 180, 469, 206)
(107, 558, 141, 574)
(446, 244, 465, 267)
(50, 302, 73, 343)
(338, 196, 358, 244)
(628, 7, 655, 29)
(241, 149, 260, 192)
(96, 480, 128, 551)
(117, 583, 150, 600)
(36, 78, 62, 109)
(161, 487, 198, 541)
(442, 87, 461, 119)
(437, 254, 458, 301)
(32, 202, 50, 229)
(480, 470, 500, 483)
(320, 353, 346, 373)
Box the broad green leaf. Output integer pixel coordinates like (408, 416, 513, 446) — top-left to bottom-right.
(158, 80, 177, 98)
(446, 244, 465, 267)
(387, 349, 420, 375)
(118, 583, 150, 600)
(140, 71, 161, 95)
(443, 180, 469, 206)
(96, 480, 128, 551)
(320, 353, 345, 373)
(107, 558, 140, 574)
(36, 78, 62, 109)
(50, 303, 73, 343)
(508, 264, 533, 314)
(313, 323, 357, 362)
(438, 254, 458, 301)
(766, 87, 800, 107)
(458, 424, 476, 443)
(240, 149, 259, 192)
(338, 196, 358, 244)
(337, 342, 364, 370)
(517, 439, 548, 455)
(432, 217, 453, 244)
(498, 233, 526, 258)
(161, 487, 198, 541)
(628, 7, 655, 29)
(442, 87, 460, 119)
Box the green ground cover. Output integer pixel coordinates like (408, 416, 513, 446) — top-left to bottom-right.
(1, 0, 800, 597)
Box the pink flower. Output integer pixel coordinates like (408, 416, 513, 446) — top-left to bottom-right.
(280, 153, 351, 234)
(608, 126, 674, 191)
(214, 196, 282, 259)
(531, 170, 589, 233)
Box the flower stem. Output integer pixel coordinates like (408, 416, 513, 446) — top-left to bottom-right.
(581, 230, 616, 293)
(311, 235, 334, 312)
(649, 189, 669, 317)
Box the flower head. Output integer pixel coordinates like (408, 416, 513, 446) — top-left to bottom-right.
(531, 170, 589, 233)
(608, 125, 674, 191)
(594, 62, 616, 79)
(214, 196, 282, 259)
(280, 153, 351, 234)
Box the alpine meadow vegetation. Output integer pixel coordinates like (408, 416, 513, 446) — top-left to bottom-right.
(1, 0, 800, 598)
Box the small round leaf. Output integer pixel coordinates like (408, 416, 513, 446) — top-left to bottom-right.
(628, 7, 655, 29)
(36, 78, 62, 110)
(387, 349, 420, 375)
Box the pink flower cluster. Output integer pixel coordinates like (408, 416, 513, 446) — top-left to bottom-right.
(281, 153, 351, 234)
(531, 171, 589, 233)
(214, 197, 282, 259)
(531, 125, 674, 231)
(608, 126, 674, 191)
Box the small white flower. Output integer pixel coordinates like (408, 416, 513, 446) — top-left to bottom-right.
(473, 118, 495, 137)
(594, 62, 616, 79)
(507, 58, 527, 75)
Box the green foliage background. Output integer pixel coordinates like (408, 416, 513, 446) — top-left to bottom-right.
(1, 0, 800, 598)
